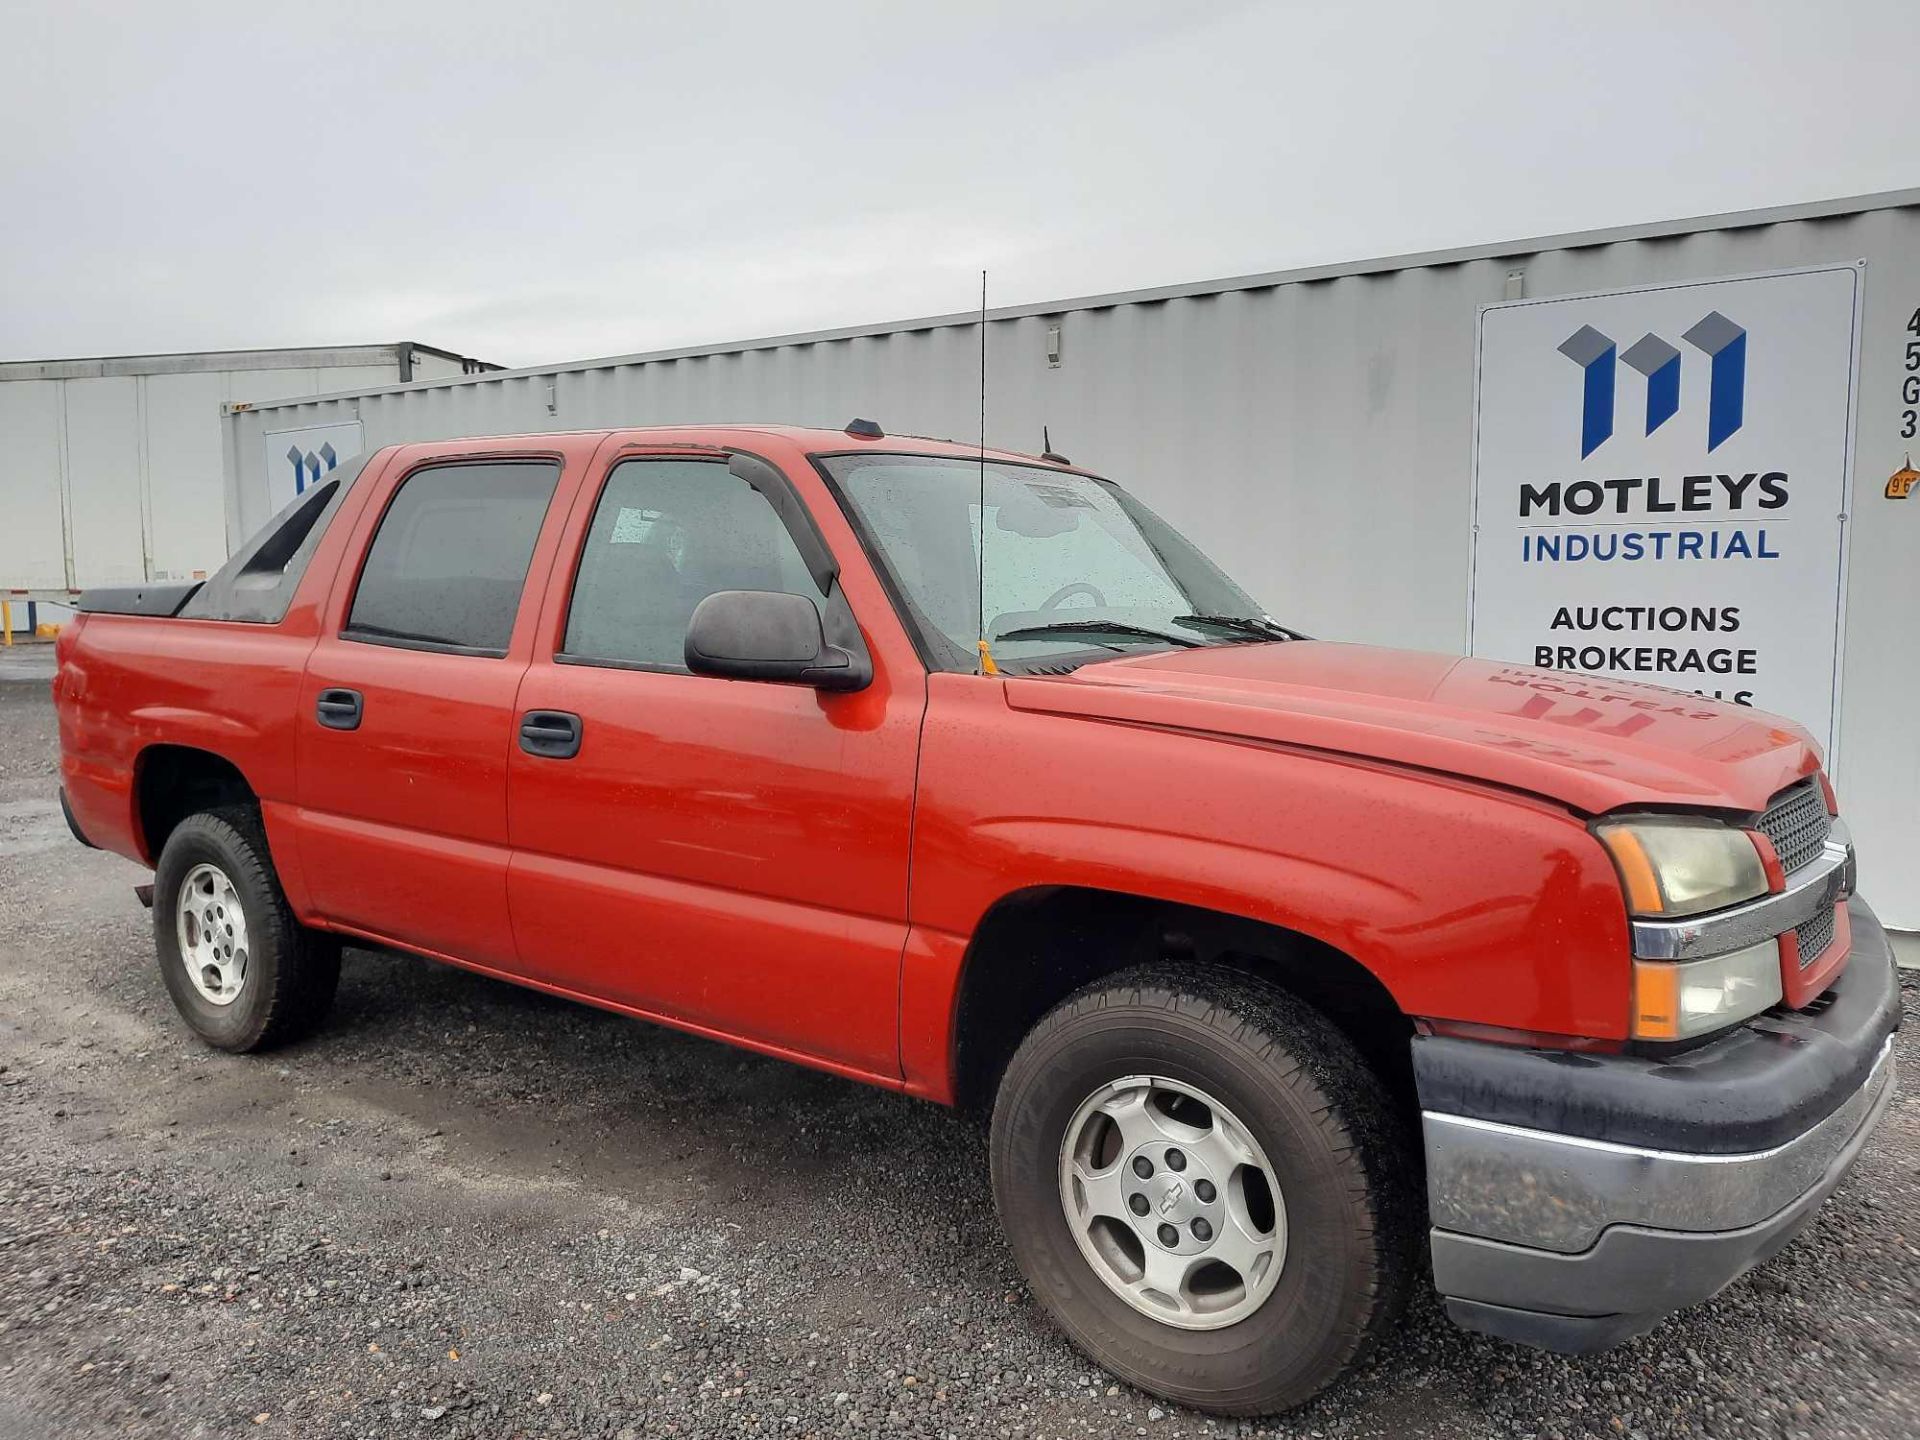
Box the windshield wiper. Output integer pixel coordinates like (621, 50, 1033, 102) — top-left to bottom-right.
(994, 620, 1202, 649)
(1172, 614, 1304, 642)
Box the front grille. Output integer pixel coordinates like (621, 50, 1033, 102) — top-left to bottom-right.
(1758, 778, 1830, 875)
(1794, 902, 1837, 969)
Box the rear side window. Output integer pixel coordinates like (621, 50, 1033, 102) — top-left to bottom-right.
(562, 458, 818, 670)
(346, 461, 560, 655)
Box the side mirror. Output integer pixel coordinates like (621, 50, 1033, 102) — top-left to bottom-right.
(684, 590, 870, 691)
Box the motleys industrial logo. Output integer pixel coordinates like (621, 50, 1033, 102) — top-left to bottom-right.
(287, 441, 341, 495)
(1557, 312, 1747, 458)
(1469, 266, 1857, 751)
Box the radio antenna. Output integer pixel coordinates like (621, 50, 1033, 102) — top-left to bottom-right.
(975, 269, 997, 675)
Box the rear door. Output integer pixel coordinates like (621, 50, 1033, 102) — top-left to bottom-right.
(294, 447, 577, 966)
(503, 441, 926, 1078)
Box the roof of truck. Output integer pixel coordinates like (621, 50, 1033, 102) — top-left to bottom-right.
(378, 422, 1080, 471)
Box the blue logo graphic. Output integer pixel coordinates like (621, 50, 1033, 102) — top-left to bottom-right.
(285, 441, 340, 495)
(1557, 312, 1747, 457)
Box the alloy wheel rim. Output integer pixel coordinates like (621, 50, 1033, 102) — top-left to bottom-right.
(176, 862, 249, 1006)
(1057, 1074, 1287, 1330)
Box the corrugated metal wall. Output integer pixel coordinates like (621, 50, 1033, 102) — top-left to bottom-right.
(221, 197, 1920, 926)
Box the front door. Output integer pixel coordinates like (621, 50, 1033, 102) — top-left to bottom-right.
(505, 447, 925, 1078)
(296, 453, 571, 967)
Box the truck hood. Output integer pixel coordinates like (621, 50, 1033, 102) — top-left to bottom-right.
(1003, 642, 1820, 814)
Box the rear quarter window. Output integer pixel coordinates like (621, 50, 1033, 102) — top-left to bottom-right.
(179, 451, 373, 624)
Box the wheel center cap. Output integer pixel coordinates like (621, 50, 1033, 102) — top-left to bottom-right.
(1150, 1173, 1192, 1221)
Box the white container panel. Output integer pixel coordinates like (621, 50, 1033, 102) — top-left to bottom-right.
(320, 365, 400, 396)
(143, 370, 227, 582)
(229, 367, 329, 406)
(62, 378, 146, 587)
(1828, 207, 1920, 933)
(0, 382, 69, 591)
(409, 351, 467, 382)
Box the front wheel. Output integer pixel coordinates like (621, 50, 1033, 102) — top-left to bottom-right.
(989, 967, 1416, 1416)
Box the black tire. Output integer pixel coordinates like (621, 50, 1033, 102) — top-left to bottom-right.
(989, 965, 1417, 1417)
(152, 808, 341, 1052)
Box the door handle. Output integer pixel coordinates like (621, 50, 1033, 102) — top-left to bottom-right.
(315, 688, 364, 731)
(519, 710, 582, 759)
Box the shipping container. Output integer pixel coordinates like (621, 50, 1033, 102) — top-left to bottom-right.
(1, 342, 496, 600)
(218, 190, 1920, 927)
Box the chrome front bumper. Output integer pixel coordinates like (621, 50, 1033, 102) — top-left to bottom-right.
(1425, 1035, 1895, 1254)
(1414, 896, 1902, 1354)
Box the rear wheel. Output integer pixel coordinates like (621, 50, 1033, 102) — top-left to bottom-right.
(153, 809, 340, 1052)
(989, 966, 1416, 1416)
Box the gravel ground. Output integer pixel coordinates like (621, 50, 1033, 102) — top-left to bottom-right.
(2, 645, 1916, 1439)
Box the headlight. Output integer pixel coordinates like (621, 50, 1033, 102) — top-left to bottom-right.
(1631, 939, 1783, 1041)
(1595, 818, 1769, 918)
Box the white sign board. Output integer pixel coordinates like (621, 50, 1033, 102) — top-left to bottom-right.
(263, 420, 365, 514)
(1470, 265, 1859, 754)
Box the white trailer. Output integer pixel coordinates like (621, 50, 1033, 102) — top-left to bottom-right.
(0, 343, 495, 605)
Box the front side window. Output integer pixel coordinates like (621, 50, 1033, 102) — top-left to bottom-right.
(562, 458, 819, 670)
(346, 461, 560, 655)
(823, 454, 1277, 672)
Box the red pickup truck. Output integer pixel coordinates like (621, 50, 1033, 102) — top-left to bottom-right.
(54, 423, 1899, 1415)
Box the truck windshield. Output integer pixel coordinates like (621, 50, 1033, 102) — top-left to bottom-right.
(821, 453, 1283, 672)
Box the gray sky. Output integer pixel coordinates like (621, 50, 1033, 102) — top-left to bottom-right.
(4, 0, 1916, 369)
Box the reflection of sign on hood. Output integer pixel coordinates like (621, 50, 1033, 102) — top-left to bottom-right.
(1888, 456, 1918, 500)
